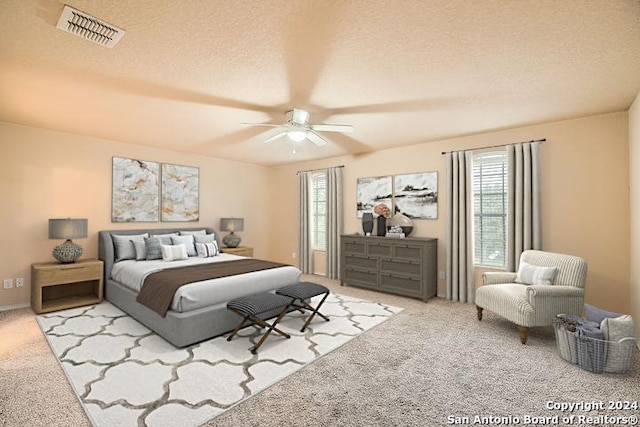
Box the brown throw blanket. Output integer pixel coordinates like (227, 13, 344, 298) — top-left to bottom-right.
(136, 258, 290, 317)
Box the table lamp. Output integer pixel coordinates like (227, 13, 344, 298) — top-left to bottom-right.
(49, 218, 88, 263)
(220, 218, 244, 248)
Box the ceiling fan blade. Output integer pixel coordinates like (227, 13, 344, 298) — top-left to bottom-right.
(311, 123, 354, 133)
(264, 131, 288, 143)
(307, 130, 328, 146)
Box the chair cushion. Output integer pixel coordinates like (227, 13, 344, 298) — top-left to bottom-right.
(476, 283, 533, 326)
(515, 261, 557, 286)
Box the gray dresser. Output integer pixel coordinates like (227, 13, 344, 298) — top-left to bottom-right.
(340, 234, 437, 301)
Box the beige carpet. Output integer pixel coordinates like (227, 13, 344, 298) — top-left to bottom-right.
(2, 275, 639, 427)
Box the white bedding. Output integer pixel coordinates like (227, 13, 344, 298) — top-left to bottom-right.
(110, 254, 301, 313)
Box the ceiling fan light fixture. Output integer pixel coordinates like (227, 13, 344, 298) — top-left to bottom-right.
(287, 130, 307, 142)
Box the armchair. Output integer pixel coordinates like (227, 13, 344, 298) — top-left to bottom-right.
(476, 250, 587, 344)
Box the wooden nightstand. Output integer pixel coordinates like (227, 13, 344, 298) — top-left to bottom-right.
(221, 246, 253, 257)
(31, 259, 104, 314)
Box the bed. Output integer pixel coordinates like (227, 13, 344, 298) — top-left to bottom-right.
(98, 227, 301, 347)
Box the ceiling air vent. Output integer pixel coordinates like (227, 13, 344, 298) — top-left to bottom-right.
(55, 5, 125, 48)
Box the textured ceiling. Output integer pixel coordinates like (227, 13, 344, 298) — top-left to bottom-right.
(1, 0, 639, 166)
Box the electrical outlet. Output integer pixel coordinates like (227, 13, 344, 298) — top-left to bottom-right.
(16, 278, 24, 287)
(3, 278, 14, 289)
(439, 270, 446, 280)
(292, 252, 296, 259)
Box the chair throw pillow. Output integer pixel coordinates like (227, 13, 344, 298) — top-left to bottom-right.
(515, 261, 558, 286)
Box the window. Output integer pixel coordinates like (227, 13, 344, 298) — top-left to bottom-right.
(311, 172, 327, 250)
(473, 151, 508, 267)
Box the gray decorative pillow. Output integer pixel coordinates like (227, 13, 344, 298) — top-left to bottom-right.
(179, 229, 207, 236)
(196, 241, 219, 257)
(515, 261, 558, 286)
(171, 235, 196, 256)
(113, 233, 149, 262)
(194, 233, 216, 244)
(145, 236, 174, 260)
(133, 240, 147, 260)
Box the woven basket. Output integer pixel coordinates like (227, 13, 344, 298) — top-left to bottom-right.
(553, 320, 636, 374)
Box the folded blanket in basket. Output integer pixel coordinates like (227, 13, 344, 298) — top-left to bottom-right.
(576, 324, 606, 373)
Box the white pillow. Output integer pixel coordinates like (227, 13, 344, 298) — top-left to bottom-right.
(196, 242, 219, 257)
(600, 315, 635, 373)
(171, 235, 196, 256)
(113, 233, 149, 262)
(179, 229, 207, 236)
(161, 244, 188, 262)
(515, 261, 558, 286)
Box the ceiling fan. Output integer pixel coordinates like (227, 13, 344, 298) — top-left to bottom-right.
(242, 108, 354, 147)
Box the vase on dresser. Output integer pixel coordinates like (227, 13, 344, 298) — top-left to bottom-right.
(376, 216, 387, 236)
(362, 213, 374, 236)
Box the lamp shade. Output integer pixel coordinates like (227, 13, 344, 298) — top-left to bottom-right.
(49, 218, 88, 239)
(220, 218, 244, 233)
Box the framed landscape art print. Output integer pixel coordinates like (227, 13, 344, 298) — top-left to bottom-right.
(393, 172, 438, 219)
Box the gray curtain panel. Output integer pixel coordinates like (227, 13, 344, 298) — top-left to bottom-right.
(298, 171, 313, 274)
(326, 167, 343, 279)
(507, 142, 542, 271)
(445, 151, 475, 303)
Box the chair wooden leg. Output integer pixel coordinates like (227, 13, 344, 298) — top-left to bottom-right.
(476, 305, 483, 321)
(518, 326, 528, 344)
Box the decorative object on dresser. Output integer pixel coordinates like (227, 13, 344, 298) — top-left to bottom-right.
(389, 212, 414, 236)
(221, 246, 253, 257)
(220, 217, 244, 248)
(31, 259, 103, 314)
(362, 212, 374, 235)
(340, 234, 437, 301)
(48, 218, 88, 263)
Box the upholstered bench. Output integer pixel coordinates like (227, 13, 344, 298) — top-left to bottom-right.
(226, 292, 293, 354)
(276, 282, 330, 332)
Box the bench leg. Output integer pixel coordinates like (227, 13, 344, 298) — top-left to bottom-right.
(297, 292, 330, 332)
(227, 311, 252, 342)
(250, 305, 292, 354)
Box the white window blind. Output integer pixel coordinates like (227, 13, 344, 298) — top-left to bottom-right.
(311, 172, 327, 250)
(473, 151, 508, 267)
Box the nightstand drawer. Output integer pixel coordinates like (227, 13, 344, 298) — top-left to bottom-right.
(33, 263, 102, 286)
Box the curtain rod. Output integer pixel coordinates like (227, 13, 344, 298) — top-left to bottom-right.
(296, 165, 344, 175)
(440, 138, 546, 155)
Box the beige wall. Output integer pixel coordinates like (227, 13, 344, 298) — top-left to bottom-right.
(1, 111, 633, 316)
(0, 121, 271, 309)
(268, 112, 631, 313)
(629, 92, 640, 340)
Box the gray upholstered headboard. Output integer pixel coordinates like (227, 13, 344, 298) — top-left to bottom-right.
(98, 227, 218, 283)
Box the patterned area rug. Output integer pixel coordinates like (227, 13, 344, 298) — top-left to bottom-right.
(36, 294, 402, 427)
